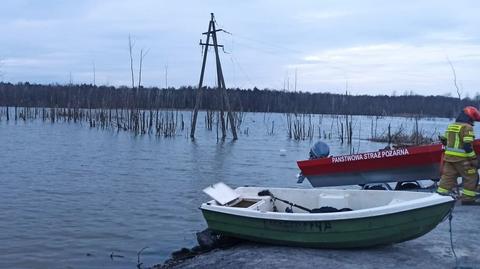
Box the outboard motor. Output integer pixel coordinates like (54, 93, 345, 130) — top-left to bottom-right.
(298, 141, 331, 184)
(309, 141, 330, 160)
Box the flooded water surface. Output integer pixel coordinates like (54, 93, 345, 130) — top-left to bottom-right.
(0, 112, 455, 268)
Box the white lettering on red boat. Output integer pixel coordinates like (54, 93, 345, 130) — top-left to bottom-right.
(331, 148, 410, 163)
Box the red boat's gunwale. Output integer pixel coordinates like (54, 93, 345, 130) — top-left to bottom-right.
(297, 141, 480, 176)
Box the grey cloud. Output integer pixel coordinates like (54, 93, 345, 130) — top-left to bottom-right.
(0, 0, 479, 95)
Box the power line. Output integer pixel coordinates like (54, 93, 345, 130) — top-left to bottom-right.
(210, 18, 302, 57)
(229, 54, 256, 89)
(230, 33, 304, 55)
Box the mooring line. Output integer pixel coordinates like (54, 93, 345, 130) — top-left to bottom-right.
(447, 207, 459, 268)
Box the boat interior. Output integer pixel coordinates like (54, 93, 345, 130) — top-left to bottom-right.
(209, 187, 437, 214)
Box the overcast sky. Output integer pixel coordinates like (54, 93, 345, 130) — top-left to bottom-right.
(1, 0, 479, 96)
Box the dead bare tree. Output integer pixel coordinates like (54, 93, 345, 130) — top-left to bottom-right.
(447, 57, 462, 100)
(0, 59, 7, 121)
(92, 60, 96, 86)
(128, 35, 135, 89)
(447, 57, 463, 115)
(138, 48, 150, 89)
(165, 64, 168, 89)
(0, 58, 4, 80)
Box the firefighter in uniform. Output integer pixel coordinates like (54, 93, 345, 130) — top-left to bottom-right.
(437, 106, 480, 205)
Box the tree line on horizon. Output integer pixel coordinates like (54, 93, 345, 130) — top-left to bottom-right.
(0, 82, 478, 118)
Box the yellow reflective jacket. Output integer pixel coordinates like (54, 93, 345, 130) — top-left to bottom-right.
(443, 122, 476, 161)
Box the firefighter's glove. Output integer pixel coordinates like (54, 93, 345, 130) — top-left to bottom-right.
(439, 135, 447, 146)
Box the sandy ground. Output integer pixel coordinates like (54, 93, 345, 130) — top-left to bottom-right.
(158, 203, 480, 269)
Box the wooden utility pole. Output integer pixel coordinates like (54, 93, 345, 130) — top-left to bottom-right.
(190, 13, 238, 140)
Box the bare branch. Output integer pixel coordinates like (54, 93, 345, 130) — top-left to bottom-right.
(0, 58, 4, 80)
(136, 246, 149, 269)
(129, 34, 135, 89)
(138, 48, 150, 89)
(138, 49, 143, 89)
(165, 64, 168, 89)
(447, 57, 461, 100)
(92, 60, 96, 86)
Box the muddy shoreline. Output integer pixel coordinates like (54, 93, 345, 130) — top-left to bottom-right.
(156, 204, 480, 269)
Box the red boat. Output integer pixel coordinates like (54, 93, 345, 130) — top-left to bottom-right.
(297, 140, 480, 188)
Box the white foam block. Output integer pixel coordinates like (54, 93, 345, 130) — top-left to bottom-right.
(203, 182, 240, 205)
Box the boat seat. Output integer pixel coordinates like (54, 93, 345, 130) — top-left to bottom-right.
(318, 193, 350, 209)
(231, 199, 260, 208)
(230, 198, 268, 211)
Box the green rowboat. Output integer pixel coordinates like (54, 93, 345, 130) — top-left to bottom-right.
(200, 184, 454, 248)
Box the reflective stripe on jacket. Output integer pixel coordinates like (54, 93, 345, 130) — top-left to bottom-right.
(444, 123, 476, 158)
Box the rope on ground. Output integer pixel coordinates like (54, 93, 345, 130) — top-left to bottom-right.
(448, 208, 459, 268)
